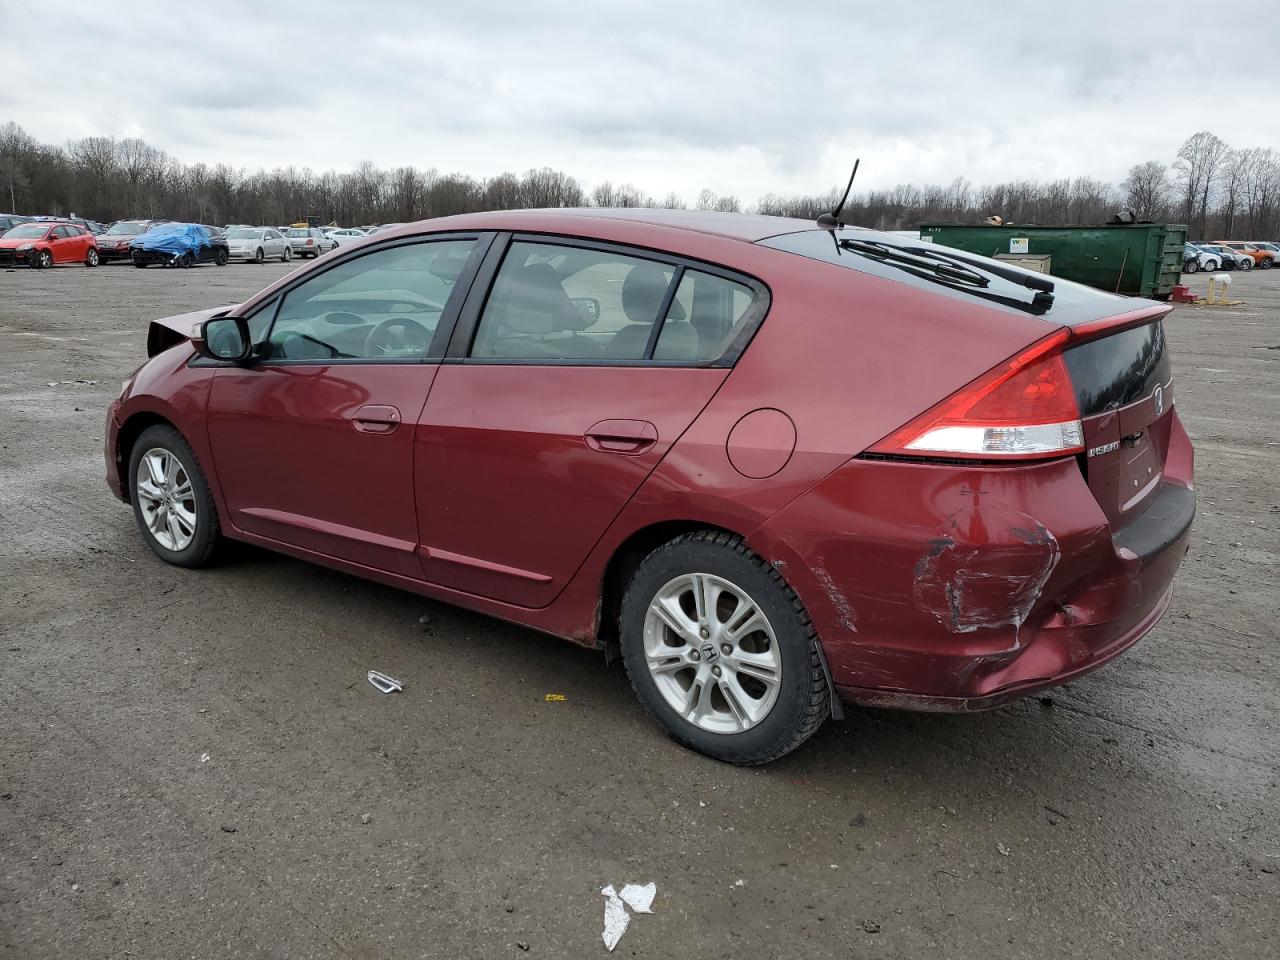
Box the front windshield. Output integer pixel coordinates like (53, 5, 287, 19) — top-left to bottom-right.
(4, 224, 48, 239)
(228, 229, 262, 240)
(106, 221, 149, 235)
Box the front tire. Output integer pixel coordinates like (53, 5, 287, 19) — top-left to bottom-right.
(254, 247, 265, 264)
(1240, 258, 1252, 271)
(32, 248, 52, 269)
(1183, 259, 1198, 274)
(619, 531, 829, 764)
(215, 249, 228, 266)
(1261, 257, 1273, 270)
(127, 425, 221, 568)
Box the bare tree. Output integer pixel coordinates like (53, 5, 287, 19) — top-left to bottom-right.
(1121, 161, 1170, 220)
(0, 121, 37, 212)
(1174, 131, 1230, 236)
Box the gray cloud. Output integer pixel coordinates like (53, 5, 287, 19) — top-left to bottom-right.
(6, 1, 1279, 201)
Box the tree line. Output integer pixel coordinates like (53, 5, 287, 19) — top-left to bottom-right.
(1, 122, 1277, 239)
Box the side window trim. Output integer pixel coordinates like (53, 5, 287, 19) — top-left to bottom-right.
(451, 232, 770, 367)
(643, 265, 685, 359)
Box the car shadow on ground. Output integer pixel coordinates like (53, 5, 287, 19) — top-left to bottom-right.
(213, 541, 1144, 798)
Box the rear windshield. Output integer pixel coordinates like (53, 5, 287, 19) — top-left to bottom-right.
(227, 229, 262, 239)
(286, 228, 309, 237)
(761, 229, 1127, 324)
(1064, 321, 1170, 416)
(105, 221, 150, 234)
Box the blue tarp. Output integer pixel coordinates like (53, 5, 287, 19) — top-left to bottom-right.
(130, 223, 211, 256)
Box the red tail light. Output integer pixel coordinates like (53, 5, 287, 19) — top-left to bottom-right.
(306, 238, 315, 245)
(870, 331, 1084, 460)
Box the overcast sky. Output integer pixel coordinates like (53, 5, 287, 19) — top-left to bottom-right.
(8, 2, 1279, 203)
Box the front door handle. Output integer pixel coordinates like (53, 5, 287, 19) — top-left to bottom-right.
(352, 404, 402, 434)
(585, 419, 658, 455)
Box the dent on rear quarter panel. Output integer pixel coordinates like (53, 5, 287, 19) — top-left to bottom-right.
(748, 457, 1116, 696)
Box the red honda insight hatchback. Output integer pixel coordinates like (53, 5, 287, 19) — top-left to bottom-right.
(104, 209, 1194, 763)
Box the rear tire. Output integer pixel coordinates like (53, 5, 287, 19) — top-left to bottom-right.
(126, 425, 221, 569)
(282, 247, 292, 263)
(85, 248, 100, 267)
(619, 531, 830, 765)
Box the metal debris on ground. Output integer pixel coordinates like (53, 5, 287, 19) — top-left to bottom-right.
(600, 881, 656, 952)
(367, 670, 404, 694)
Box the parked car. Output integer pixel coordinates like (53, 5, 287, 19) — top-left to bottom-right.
(325, 227, 368, 247)
(1215, 241, 1273, 269)
(225, 227, 291, 263)
(130, 223, 229, 268)
(0, 213, 33, 233)
(1182, 243, 1220, 273)
(1195, 243, 1252, 270)
(285, 227, 337, 258)
(32, 215, 105, 235)
(104, 209, 1195, 764)
(1248, 241, 1279, 266)
(96, 219, 173, 262)
(0, 221, 98, 268)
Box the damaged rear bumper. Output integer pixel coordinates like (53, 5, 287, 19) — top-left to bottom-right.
(749, 417, 1194, 710)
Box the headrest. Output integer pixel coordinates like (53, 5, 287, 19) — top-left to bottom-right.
(495, 262, 585, 334)
(622, 263, 684, 325)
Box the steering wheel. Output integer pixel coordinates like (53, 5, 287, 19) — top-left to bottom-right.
(364, 317, 431, 358)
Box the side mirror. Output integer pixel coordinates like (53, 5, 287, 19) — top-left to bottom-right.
(196, 315, 252, 363)
(572, 297, 601, 326)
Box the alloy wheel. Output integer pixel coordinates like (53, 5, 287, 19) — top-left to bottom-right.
(642, 572, 782, 734)
(135, 447, 198, 551)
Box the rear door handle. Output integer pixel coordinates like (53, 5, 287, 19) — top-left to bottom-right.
(352, 404, 402, 434)
(585, 419, 658, 455)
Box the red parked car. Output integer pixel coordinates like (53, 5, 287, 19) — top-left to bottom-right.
(103, 209, 1194, 764)
(0, 221, 99, 268)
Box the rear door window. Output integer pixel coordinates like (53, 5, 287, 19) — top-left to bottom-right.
(471, 242, 676, 361)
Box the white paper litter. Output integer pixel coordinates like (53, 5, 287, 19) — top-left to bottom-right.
(600, 885, 630, 952)
(618, 882, 655, 914)
(600, 881, 656, 951)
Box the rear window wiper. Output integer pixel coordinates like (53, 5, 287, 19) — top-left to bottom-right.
(836, 237, 992, 288)
(833, 235, 1056, 314)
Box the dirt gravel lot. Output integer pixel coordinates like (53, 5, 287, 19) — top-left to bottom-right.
(1, 257, 1278, 959)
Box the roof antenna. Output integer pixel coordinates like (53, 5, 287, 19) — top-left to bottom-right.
(817, 159, 859, 229)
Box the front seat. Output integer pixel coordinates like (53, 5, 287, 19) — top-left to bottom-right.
(477, 262, 599, 359)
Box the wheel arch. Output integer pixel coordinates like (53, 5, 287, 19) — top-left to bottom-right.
(114, 411, 179, 502)
(598, 519, 742, 651)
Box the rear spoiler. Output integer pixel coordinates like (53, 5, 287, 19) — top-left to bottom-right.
(1068, 303, 1172, 345)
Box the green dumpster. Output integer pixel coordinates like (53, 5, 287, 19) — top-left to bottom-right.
(917, 222, 1188, 300)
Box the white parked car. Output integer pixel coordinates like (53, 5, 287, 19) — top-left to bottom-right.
(285, 227, 338, 258)
(324, 227, 368, 247)
(1182, 244, 1220, 273)
(225, 227, 291, 264)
